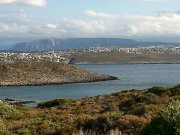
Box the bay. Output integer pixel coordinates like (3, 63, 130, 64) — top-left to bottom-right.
(0, 64, 179, 105)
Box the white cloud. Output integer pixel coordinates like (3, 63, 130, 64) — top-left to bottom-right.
(45, 24, 57, 29)
(0, 0, 47, 7)
(82, 10, 180, 38)
(84, 10, 118, 19)
(1, 10, 180, 40)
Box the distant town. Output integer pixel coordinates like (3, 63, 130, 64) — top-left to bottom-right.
(0, 45, 180, 64)
(82, 45, 180, 54)
(0, 51, 72, 64)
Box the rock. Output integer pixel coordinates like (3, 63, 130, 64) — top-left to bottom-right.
(1, 98, 35, 105)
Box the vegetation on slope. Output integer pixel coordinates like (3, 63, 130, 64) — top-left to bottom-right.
(0, 84, 179, 134)
(73, 52, 180, 64)
(0, 61, 117, 86)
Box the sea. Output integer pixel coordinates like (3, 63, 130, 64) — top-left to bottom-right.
(0, 64, 179, 106)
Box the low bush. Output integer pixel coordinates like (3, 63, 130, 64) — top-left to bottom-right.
(128, 104, 148, 116)
(118, 115, 148, 134)
(119, 97, 136, 111)
(147, 86, 168, 95)
(128, 103, 163, 117)
(14, 127, 32, 135)
(135, 93, 160, 104)
(0, 104, 22, 120)
(76, 112, 147, 134)
(0, 121, 10, 135)
(169, 84, 180, 96)
(37, 98, 73, 108)
(106, 101, 119, 112)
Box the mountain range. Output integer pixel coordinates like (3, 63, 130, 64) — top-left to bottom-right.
(11, 38, 180, 52)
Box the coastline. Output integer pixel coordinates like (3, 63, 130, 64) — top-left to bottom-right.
(0, 75, 118, 87)
(75, 62, 180, 65)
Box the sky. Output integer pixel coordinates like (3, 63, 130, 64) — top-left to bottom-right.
(0, 0, 180, 48)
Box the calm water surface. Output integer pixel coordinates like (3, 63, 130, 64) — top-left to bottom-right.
(0, 64, 179, 104)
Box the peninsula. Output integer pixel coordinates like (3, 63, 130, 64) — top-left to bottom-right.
(0, 61, 117, 86)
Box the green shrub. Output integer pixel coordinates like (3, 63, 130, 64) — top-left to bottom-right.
(106, 102, 119, 112)
(140, 116, 174, 135)
(0, 121, 10, 135)
(23, 118, 63, 135)
(169, 84, 180, 96)
(162, 100, 180, 134)
(135, 93, 160, 104)
(15, 127, 31, 135)
(37, 98, 73, 108)
(128, 104, 146, 116)
(0, 104, 22, 119)
(24, 116, 78, 135)
(147, 86, 167, 95)
(128, 104, 162, 116)
(119, 97, 136, 111)
(140, 100, 180, 135)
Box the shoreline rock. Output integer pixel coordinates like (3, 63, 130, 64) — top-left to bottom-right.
(0, 98, 35, 105)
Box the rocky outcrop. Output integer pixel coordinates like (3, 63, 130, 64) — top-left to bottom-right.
(0, 61, 118, 86)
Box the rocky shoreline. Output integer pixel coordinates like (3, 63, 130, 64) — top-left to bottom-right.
(0, 98, 35, 105)
(0, 75, 118, 87)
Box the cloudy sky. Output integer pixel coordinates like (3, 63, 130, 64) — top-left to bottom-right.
(0, 0, 180, 48)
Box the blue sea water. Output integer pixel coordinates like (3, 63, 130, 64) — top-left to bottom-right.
(0, 64, 179, 104)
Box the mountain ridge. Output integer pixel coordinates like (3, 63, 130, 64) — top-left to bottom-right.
(11, 38, 180, 52)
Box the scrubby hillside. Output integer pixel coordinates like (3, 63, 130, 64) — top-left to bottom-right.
(0, 85, 179, 135)
(0, 61, 117, 86)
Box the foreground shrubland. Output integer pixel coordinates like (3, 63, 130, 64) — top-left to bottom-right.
(0, 84, 179, 135)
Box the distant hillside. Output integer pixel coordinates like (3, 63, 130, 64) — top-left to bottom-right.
(0, 61, 117, 86)
(73, 52, 180, 64)
(11, 38, 180, 52)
